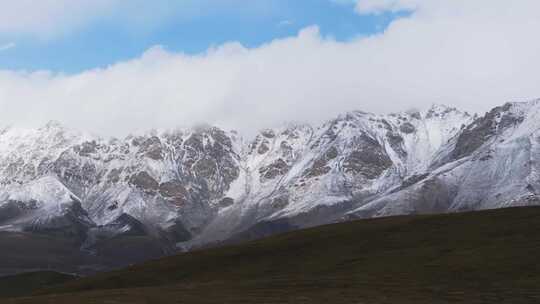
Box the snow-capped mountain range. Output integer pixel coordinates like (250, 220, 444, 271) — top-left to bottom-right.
(1, 100, 539, 253)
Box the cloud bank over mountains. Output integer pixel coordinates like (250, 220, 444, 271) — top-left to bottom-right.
(0, 0, 539, 136)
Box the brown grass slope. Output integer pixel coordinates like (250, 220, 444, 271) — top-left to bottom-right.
(0, 271, 76, 299)
(4, 206, 540, 304)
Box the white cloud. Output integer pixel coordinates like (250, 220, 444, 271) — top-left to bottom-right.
(278, 20, 294, 27)
(0, 0, 228, 38)
(0, 42, 15, 51)
(0, 0, 120, 37)
(0, 0, 539, 137)
(354, 0, 420, 14)
(0, 0, 284, 38)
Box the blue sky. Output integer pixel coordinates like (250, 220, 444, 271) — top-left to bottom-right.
(0, 0, 403, 73)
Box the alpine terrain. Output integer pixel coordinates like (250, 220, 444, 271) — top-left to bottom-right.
(1, 99, 540, 272)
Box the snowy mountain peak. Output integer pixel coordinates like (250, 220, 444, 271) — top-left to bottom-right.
(504, 98, 540, 110)
(2, 101, 540, 250)
(425, 103, 461, 114)
(42, 120, 65, 131)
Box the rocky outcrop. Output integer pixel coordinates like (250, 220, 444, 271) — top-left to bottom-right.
(451, 103, 525, 160)
(342, 134, 393, 179)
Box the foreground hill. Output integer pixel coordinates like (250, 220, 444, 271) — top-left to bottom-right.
(5, 206, 540, 303)
(0, 272, 75, 299)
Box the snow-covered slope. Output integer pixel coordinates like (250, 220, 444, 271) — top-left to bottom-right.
(0, 176, 93, 238)
(0, 123, 240, 242)
(187, 104, 473, 245)
(2, 101, 540, 250)
(349, 100, 540, 218)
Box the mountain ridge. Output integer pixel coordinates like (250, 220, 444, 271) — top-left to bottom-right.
(1, 100, 539, 268)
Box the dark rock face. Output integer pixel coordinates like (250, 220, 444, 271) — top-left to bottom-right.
(159, 180, 188, 206)
(399, 122, 416, 134)
(280, 141, 294, 159)
(451, 103, 524, 160)
(257, 141, 270, 154)
(182, 127, 240, 199)
(478, 154, 493, 161)
(305, 164, 331, 178)
(409, 111, 421, 120)
(271, 196, 289, 209)
(380, 119, 392, 130)
(325, 146, 339, 160)
(140, 136, 163, 160)
(261, 129, 275, 138)
(193, 158, 217, 179)
(343, 134, 393, 179)
(452, 111, 498, 160)
(218, 197, 235, 208)
(107, 201, 118, 211)
(426, 106, 458, 119)
(304, 147, 338, 178)
(386, 132, 407, 158)
(107, 168, 122, 184)
(260, 159, 290, 180)
(129, 172, 159, 194)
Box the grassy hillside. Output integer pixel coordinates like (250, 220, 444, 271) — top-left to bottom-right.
(0, 271, 76, 299)
(5, 206, 540, 303)
(0, 231, 174, 279)
(0, 232, 90, 277)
